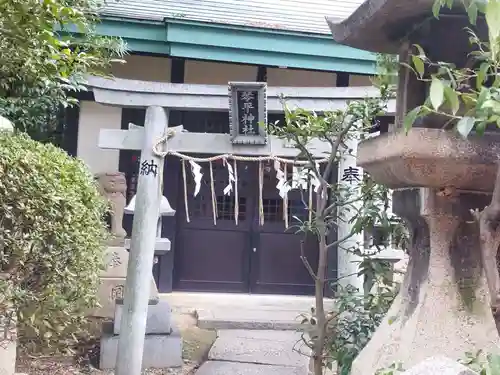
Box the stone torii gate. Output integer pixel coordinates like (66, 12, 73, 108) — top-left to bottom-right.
(93, 76, 336, 374)
(89, 74, 406, 373)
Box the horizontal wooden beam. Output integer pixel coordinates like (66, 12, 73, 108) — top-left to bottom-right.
(99, 127, 330, 159)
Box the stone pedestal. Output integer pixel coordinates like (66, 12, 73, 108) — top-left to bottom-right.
(99, 299, 182, 369)
(351, 188, 500, 375)
(93, 246, 159, 318)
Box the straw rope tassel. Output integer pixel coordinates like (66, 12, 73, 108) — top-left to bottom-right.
(234, 160, 239, 226)
(181, 159, 190, 223)
(258, 161, 264, 226)
(209, 161, 217, 226)
(283, 165, 289, 229)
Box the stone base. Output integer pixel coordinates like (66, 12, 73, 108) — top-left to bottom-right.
(352, 189, 500, 375)
(92, 246, 160, 318)
(114, 299, 172, 335)
(99, 323, 183, 369)
(352, 276, 499, 375)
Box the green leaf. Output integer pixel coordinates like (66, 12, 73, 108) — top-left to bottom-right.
(411, 55, 425, 78)
(432, 0, 443, 18)
(444, 86, 460, 115)
(413, 44, 426, 59)
(429, 78, 445, 110)
(468, 2, 479, 24)
(403, 107, 421, 133)
(487, 353, 500, 375)
(456, 116, 476, 138)
(486, 0, 500, 59)
(477, 62, 490, 90)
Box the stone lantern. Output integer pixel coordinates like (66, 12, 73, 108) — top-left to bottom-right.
(327, 1, 500, 374)
(124, 194, 175, 258)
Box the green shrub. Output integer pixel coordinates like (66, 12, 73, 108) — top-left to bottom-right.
(0, 131, 108, 351)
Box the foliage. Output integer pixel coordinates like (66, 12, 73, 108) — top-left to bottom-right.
(0, 131, 109, 351)
(326, 280, 398, 375)
(461, 351, 500, 375)
(0, 0, 126, 142)
(271, 53, 405, 375)
(403, 0, 500, 137)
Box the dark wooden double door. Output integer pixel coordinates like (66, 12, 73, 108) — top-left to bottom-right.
(173, 159, 319, 295)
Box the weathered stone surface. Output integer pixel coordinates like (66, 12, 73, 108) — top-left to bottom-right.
(92, 246, 159, 318)
(208, 330, 308, 368)
(114, 299, 172, 335)
(350, 188, 500, 375)
(101, 246, 129, 279)
(357, 128, 500, 192)
(196, 361, 306, 375)
(402, 356, 478, 375)
(95, 172, 127, 241)
(99, 326, 182, 369)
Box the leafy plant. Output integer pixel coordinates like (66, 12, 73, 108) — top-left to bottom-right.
(0, 0, 126, 142)
(326, 282, 398, 375)
(461, 351, 500, 375)
(271, 53, 405, 375)
(0, 132, 109, 351)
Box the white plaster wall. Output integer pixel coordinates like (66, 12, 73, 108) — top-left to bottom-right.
(349, 74, 373, 86)
(111, 54, 172, 82)
(77, 101, 122, 174)
(184, 60, 257, 84)
(267, 67, 337, 87)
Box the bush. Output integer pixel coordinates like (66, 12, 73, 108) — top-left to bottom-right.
(0, 131, 109, 351)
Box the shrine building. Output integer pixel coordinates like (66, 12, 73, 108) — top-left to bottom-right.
(62, 0, 400, 295)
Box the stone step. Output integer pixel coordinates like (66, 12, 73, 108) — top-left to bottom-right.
(208, 330, 310, 368)
(196, 308, 303, 330)
(196, 361, 307, 375)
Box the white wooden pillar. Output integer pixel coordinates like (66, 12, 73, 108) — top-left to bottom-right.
(337, 134, 364, 292)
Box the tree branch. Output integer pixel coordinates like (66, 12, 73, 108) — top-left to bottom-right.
(301, 240, 318, 281)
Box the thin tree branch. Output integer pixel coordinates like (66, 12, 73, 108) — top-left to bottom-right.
(301, 240, 318, 281)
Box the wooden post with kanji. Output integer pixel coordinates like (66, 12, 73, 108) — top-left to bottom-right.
(104, 106, 168, 375)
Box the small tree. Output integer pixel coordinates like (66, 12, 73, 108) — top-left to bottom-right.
(0, 0, 126, 142)
(0, 131, 109, 351)
(270, 55, 403, 375)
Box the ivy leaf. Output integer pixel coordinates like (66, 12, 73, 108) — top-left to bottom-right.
(430, 78, 445, 110)
(403, 107, 421, 133)
(456, 116, 475, 138)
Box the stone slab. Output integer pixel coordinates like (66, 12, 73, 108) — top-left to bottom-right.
(402, 356, 478, 375)
(196, 361, 306, 375)
(208, 330, 308, 368)
(114, 299, 172, 335)
(99, 328, 182, 369)
(197, 308, 303, 331)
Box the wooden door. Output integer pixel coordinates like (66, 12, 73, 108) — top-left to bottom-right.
(249, 161, 318, 295)
(173, 158, 255, 292)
